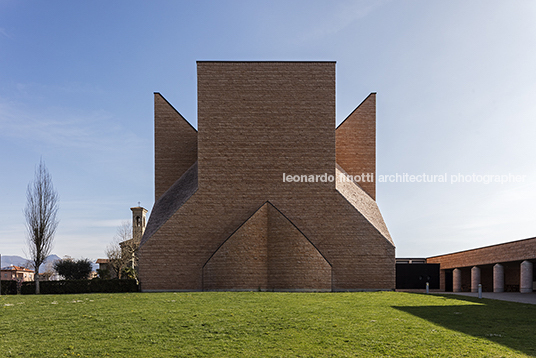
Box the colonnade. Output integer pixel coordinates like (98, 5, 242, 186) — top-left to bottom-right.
(452, 260, 533, 293)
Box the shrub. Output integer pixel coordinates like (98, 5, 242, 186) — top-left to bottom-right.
(96, 268, 111, 279)
(20, 279, 139, 295)
(54, 258, 93, 280)
(1, 280, 18, 295)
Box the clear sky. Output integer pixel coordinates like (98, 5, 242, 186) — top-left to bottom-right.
(1, 0, 536, 262)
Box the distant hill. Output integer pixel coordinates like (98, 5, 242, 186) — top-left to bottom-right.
(1, 254, 62, 271)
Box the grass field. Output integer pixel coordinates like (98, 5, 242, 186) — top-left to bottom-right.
(1, 291, 535, 357)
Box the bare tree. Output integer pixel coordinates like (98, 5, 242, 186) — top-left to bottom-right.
(105, 221, 139, 280)
(24, 159, 59, 294)
(105, 240, 123, 279)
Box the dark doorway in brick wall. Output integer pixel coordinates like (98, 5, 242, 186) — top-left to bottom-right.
(396, 263, 440, 289)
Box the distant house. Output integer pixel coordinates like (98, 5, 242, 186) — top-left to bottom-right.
(96, 258, 111, 272)
(1, 265, 35, 282)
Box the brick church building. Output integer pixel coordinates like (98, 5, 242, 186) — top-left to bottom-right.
(139, 61, 395, 291)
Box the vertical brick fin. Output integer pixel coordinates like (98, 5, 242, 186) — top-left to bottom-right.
(203, 203, 269, 291)
(336, 93, 376, 200)
(154, 93, 198, 201)
(202, 202, 331, 291)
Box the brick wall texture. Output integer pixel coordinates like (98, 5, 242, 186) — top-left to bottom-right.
(336, 93, 376, 200)
(154, 93, 197, 201)
(427, 237, 536, 269)
(139, 61, 395, 291)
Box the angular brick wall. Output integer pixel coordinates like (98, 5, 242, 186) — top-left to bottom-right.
(335, 165, 392, 245)
(154, 93, 197, 201)
(203, 202, 269, 290)
(140, 62, 395, 291)
(203, 202, 332, 291)
(267, 203, 332, 290)
(336, 93, 376, 199)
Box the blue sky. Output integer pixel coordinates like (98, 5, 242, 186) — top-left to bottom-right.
(1, 0, 536, 262)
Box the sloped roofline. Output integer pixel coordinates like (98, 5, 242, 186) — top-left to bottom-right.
(154, 92, 197, 132)
(201, 200, 333, 269)
(427, 236, 536, 259)
(336, 92, 376, 129)
(140, 161, 198, 247)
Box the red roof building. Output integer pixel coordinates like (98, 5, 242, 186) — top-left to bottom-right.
(1, 265, 35, 282)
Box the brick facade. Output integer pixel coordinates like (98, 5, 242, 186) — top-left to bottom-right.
(428, 237, 536, 292)
(154, 93, 197, 201)
(427, 237, 536, 269)
(139, 61, 395, 291)
(202, 202, 332, 291)
(336, 93, 376, 200)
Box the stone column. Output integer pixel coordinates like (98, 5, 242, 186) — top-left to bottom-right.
(471, 266, 481, 293)
(493, 263, 504, 293)
(520, 260, 533, 293)
(453, 268, 462, 292)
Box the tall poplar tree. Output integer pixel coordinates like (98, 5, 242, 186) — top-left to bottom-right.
(24, 159, 59, 294)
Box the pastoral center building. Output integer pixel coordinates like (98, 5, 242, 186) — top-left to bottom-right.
(138, 61, 395, 291)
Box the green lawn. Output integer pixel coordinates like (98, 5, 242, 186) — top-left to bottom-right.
(1, 291, 535, 357)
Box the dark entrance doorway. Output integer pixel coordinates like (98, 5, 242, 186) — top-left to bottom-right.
(396, 263, 440, 289)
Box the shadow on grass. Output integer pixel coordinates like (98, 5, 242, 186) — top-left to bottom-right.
(393, 294, 536, 356)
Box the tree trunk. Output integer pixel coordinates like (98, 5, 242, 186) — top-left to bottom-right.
(35, 273, 40, 294)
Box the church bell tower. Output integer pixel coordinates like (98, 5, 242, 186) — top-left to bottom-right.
(131, 205, 148, 243)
